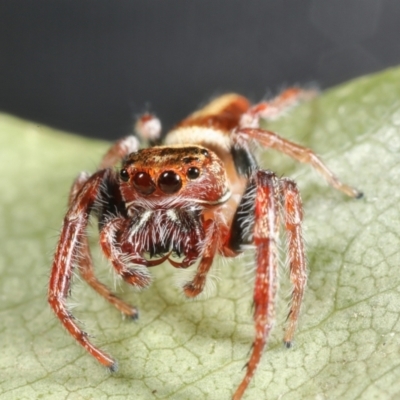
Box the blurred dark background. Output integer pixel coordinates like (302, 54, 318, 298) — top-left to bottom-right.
(0, 0, 399, 140)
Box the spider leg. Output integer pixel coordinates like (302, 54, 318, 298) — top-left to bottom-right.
(135, 113, 162, 145)
(68, 172, 139, 319)
(182, 220, 219, 298)
(68, 171, 91, 204)
(279, 179, 307, 347)
(98, 135, 140, 169)
(79, 235, 139, 319)
(233, 127, 362, 198)
(233, 170, 280, 400)
(48, 169, 117, 370)
(240, 87, 318, 127)
(99, 218, 152, 288)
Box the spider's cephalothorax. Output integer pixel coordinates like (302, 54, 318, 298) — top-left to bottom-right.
(49, 89, 362, 400)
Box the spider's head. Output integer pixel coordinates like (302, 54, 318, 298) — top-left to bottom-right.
(119, 145, 231, 208)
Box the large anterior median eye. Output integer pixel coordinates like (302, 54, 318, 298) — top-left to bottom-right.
(133, 171, 156, 195)
(158, 171, 182, 194)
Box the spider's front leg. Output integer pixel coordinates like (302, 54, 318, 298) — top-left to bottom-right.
(69, 136, 141, 319)
(48, 169, 117, 370)
(68, 172, 139, 319)
(233, 170, 281, 400)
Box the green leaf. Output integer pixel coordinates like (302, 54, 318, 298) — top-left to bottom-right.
(1, 67, 400, 400)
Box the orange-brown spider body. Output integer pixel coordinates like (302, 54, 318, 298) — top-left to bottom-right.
(49, 89, 361, 399)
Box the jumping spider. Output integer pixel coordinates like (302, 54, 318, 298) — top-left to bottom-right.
(49, 89, 362, 399)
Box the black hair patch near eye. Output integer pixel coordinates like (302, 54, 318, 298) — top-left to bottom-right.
(231, 146, 258, 177)
(228, 177, 257, 252)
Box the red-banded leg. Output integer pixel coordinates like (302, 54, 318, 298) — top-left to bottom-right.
(48, 170, 118, 370)
(99, 135, 140, 170)
(183, 219, 219, 298)
(239, 87, 318, 127)
(233, 171, 280, 400)
(279, 179, 307, 347)
(68, 141, 141, 319)
(233, 127, 362, 199)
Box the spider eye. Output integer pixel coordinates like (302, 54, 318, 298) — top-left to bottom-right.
(201, 149, 209, 157)
(133, 172, 156, 195)
(120, 169, 129, 182)
(187, 167, 200, 180)
(158, 171, 182, 194)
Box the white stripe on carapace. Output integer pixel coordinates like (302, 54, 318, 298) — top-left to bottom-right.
(164, 126, 231, 152)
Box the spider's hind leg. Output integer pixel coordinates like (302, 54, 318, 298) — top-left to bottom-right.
(239, 87, 318, 128)
(279, 178, 307, 347)
(99, 135, 140, 170)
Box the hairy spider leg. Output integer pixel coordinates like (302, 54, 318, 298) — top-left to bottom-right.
(182, 219, 220, 298)
(233, 127, 362, 199)
(240, 87, 318, 127)
(70, 136, 141, 318)
(99, 217, 155, 288)
(69, 173, 139, 319)
(135, 113, 162, 145)
(279, 179, 307, 346)
(98, 135, 140, 170)
(49, 169, 117, 370)
(79, 235, 140, 319)
(233, 171, 281, 400)
(68, 171, 91, 204)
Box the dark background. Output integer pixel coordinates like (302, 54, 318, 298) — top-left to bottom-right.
(1, 0, 399, 141)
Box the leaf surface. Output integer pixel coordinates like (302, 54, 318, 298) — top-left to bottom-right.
(1, 67, 400, 399)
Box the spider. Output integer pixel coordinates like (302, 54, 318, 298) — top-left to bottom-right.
(48, 89, 362, 400)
